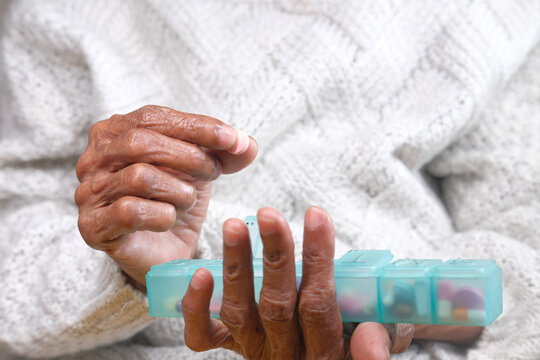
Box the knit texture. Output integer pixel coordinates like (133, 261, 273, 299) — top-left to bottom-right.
(0, 0, 539, 359)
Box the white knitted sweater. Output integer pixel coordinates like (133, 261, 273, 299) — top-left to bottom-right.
(0, 1, 539, 359)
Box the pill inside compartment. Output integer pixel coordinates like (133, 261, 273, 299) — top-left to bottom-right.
(380, 259, 442, 324)
(334, 250, 394, 322)
(434, 259, 502, 326)
(145, 258, 224, 317)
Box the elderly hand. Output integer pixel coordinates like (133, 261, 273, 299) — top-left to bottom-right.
(181, 206, 415, 359)
(75, 105, 257, 287)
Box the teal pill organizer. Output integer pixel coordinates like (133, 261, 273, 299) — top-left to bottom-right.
(146, 216, 502, 326)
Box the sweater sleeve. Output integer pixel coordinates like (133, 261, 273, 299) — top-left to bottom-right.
(425, 42, 540, 359)
(0, 2, 153, 358)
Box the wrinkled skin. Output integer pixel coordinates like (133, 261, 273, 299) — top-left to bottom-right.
(181, 207, 415, 359)
(76, 105, 481, 359)
(75, 105, 257, 286)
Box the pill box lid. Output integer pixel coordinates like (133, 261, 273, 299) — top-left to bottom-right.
(435, 259, 500, 278)
(244, 216, 263, 259)
(334, 250, 394, 276)
(381, 259, 442, 277)
(148, 259, 223, 276)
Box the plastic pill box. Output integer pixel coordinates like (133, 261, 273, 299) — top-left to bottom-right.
(146, 216, 502, 325)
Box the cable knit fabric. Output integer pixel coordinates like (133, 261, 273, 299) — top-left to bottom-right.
(0, 0, 539, 359)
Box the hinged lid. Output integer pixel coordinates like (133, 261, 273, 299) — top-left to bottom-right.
(382, 259, 442, 277)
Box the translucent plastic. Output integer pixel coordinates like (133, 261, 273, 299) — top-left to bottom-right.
(146, 217, 502, 325)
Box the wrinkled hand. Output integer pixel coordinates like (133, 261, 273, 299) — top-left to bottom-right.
(182, 207, 414, 359)
(75, 105, 257, 287)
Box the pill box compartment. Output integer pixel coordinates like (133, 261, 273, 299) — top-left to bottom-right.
(380, 259, 442, 324)
(334, 250, 394, 322)
(146, 259, 224, 317)
(434, 259, 502, 326)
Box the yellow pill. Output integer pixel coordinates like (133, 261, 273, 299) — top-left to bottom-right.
(452, 308, 469, 320)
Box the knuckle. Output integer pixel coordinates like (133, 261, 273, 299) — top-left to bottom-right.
(180, 301, 205, 320)
(113, 197, 140, 228)
(125, 163, 153, 194)
(76, 152, 94, 181)
(298, 289, 336, 324)
(302, 248, 333, 266)
(77, 213, 98, 249)
(74, 183, 88, 206)
(122, 128, 150, 153)
(88, 120, 107, 141)
(108, 114, 123, 122)
(258, 293, 296, 324)
(178, 113, 200, 132)
(136, 105, 162, 126)
(263, 252, 289, 271)
(220, 302, 252, 330)
(177, 113, 224, 146)
(222, 258, 242, 282)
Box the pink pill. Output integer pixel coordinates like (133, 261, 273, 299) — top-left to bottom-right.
(209, 298, 222, 314)
(452, 287, 485, 310)
(437, 281, 454, 301)
(228, 129, 250, 155)
(338, 294, 364, 315)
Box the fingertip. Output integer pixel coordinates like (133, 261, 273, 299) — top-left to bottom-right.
(257, 206, 286, 224)
(350, 323, 391, 360)
(304, 206, 328, 230)
(211, 135, 258, 175)
(182, 268, 214, 320)
(190, 268, 214, 291)
(302, 206, 335, 261)
(257, 206, 279, 218)
(223, 218, 247, 234)
(257, 209, 277, 236)
(222, 218, 249, 247)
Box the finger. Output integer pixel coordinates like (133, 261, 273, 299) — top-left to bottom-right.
(257, 207, 301, 359)
(182, 268, 236, 352)
(220, 218, 265, 359)
(99, 128, 222, 181)
(99, 105, 245, 153)
(350, 323, 391, 360)
(298, 206, 346, 359)
(206, 136, 258, 175)
(76, 164, 197, 211)
(350, 323, 415, 359)
(77, 196, 176, 251)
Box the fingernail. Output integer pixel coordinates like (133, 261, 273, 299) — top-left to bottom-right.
(228, 129, 250, 155)
(190, 270, 205, 290)
(224, 225, 241, 246)
(305, 206, 326, 230)
(258, 215, 276, 236)
(218, 125, 237, 148)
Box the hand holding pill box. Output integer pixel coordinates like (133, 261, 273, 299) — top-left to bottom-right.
(146, 216, 502, 326)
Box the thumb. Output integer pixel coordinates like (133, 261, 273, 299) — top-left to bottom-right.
(350, 323, 392, 360)
(208, 136, 258, 175)
(351, 323, 415, 359)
